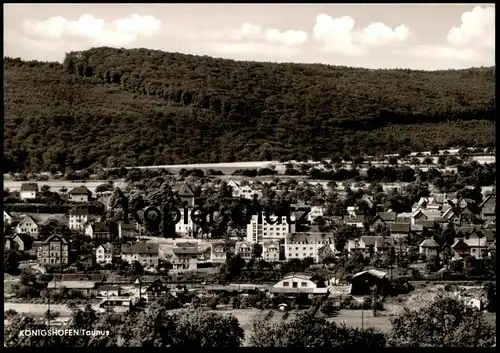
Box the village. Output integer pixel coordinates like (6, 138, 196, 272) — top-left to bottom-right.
(3, 148, 497, 338)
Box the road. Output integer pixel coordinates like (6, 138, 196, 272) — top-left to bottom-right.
(4, 302, 100, 316)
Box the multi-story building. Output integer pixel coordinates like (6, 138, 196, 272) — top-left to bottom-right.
(36, 234, 69, 267)
(262, 240, 281, 262)
(95, 243, 114, 265)
(284, 233, 334, 263)
(211, 242, 227, 263)
(121, 242, 159, 267)
(347, 236, 395, 258)
(68, 186, 92, 203)
(85, 222, 110, 240)
(171, 246, 198, 271)
(246, 213, 292, 243)
(20, 183, 38, 200)
(419, 238, 440, 257)
(69, 209, 89, 231)
(235, 241, 254, 260)
(175, 208, 195, 235)
(228, 181, 262, 199)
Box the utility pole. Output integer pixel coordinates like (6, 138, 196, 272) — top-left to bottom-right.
(372, 284, 378, 317)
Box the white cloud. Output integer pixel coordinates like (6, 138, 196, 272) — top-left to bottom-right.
(264, 29, 308, 46)
(21, 14, 161, 47)
(313, 14, 365, 55)
(360, 22, 411, 47)
(447, 6, 495, 49)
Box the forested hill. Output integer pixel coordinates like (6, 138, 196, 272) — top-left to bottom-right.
(4, 47, 496, 173)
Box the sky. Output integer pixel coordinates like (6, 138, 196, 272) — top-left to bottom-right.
(3, 3, 495, 70)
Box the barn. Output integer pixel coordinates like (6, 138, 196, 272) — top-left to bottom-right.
(348, 269, 391, 296)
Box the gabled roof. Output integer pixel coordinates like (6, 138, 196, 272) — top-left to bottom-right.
(172, 246, 198, 255)
(464, 238, 487, 248)
(146, 279, 169, 293)
(419, 220, 436, 228)
(176, 183, 194, 197)
(91, 222, 109, 233)
(360, 236, 394, 247)
(20, 183, 38, 192)
(69, 208, 89, 215)
(17, 215, 39, 226)
(351, 269, 388, 279)
(375, 212, 397, 222)
(68, 186, 92, 195)
(98, 243, 113, 253)
(419, 238, 440, 248)
(43, 234, 69, 245)
(389, 223, 410, 233)
(4, 210, 13, 218)
(451, 238, 469, 250)
(121, 242, 158, 255)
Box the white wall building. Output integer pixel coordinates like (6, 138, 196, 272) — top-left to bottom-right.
(69, 209, 89, 230)
(246, 213, 292, 243)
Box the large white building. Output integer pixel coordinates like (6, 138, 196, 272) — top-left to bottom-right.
(284, 233, 335, 263)
(69, 209, 89, 231)
(246, 212, 293, 243)
(20, 183, 38, 200)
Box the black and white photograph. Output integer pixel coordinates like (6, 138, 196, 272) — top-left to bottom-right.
(3, 2, 496, 348)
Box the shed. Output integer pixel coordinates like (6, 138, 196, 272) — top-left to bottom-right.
(348, 269, 391, 296)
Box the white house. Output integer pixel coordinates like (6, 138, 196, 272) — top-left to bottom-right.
(284, 233, 334, 263)
(269, 272, 329, 296)
(308, 206, 325, 223)
(262, 240, 281, 263)
(69, 209, 89, 231)
(95, 243, 114, 265)
(175, 207, 194, 235)
(68, 186, 92, 203)
(121, 242, 159, 267)
(4, 210, 14, 225)
(15, 216, 39, 237)
(85, 222, 110, 240)
(211, 242, 227, 263)
(235, 241, 254, 260)
(20, 183, 38, 200)
(419, 238, 440, 257)
(464, 234, 488, 259)
(171, 246, 198, 271)
(246, 213, 291, 243)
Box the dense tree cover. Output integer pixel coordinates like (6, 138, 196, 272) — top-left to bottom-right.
(249, 312, 386, 347)
(388, 296, 495, 347)
(4, 48, 495, 173)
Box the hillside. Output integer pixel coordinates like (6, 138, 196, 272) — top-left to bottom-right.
(3, 47, 496, 173)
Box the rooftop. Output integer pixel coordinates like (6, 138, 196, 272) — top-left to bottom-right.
(69, 186, 92, 195)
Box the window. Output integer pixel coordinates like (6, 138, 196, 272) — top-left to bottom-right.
(301, 282, 307, 287)
(292, 282, 298, 288)
(283, 282, 289, 287)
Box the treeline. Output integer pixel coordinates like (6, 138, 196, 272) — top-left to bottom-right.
(3, 48, 496, 173)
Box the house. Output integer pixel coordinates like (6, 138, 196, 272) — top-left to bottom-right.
(349, 269, 391, 296)
(373, 212, 397, 224)
(284, 233, 334, 263)
(174, 183, 195, 207)
(347, 236, 395, 258)
(344, 215, 367, 228)
(96, 284, 122, 298)
(15, 216, 39, 238)
(118, 221, 140, 239)
(269, 272, 329, 296)
(69, 209, 89, 231)
(171, 246, 198, 271)
(20, 183, 38, 200)
(99, 297, 133, 313)
(262, 240, 281, 263)
(68, 186, 92, 203)
(229, 181, 261, 199)
(235, 241, 254, 260)
(36, 234, 70, 267)
(346, 206, 359, 217)
(4, 210, 14, 225)
(4, 233, 33, 252)
(308, 206, 325, 222)
(246, 213, 291, 243)
(464, 234, 488, 259)
(85, 222, 110, 240)
(479, 194, 496, 224)
(318, 243, 337, 263)
(450, 238, 470, 260)
(467, 298, 485, 311)
(419, 238, 440, 257)
(73, 255, 94, 270)
(211, 242, 227, 263)
(121, 242, 159, 267)
(145, 280, 169, 301)
(389, 223, 410, 238)
(96, 243, 114, 265)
